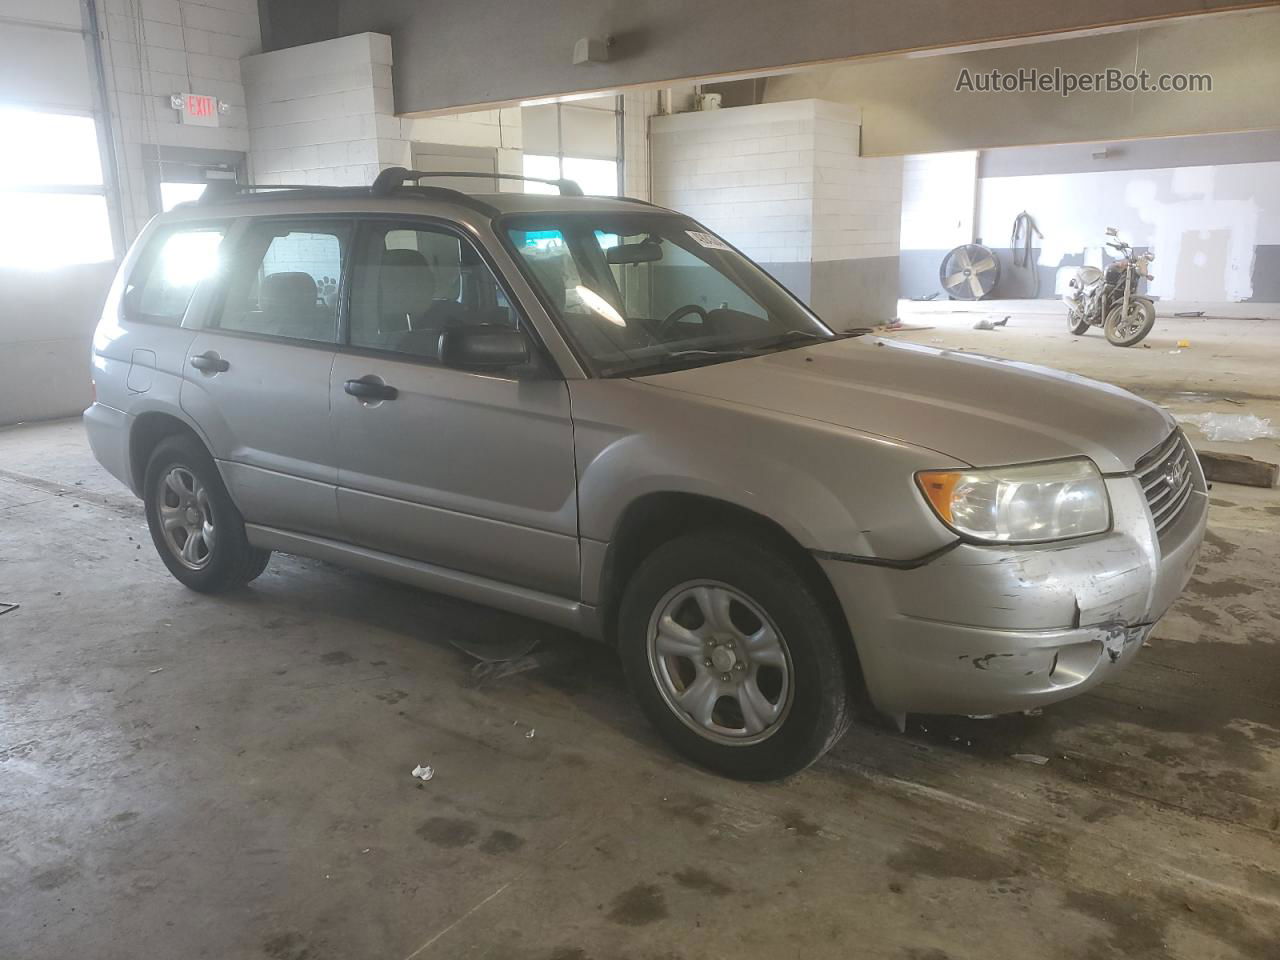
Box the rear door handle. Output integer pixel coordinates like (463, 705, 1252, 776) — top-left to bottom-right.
(344, 376, 398, 401)
(190, 352, 229, 373)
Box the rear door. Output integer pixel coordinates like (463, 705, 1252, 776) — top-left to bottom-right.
(94, 221, 228, 413)
(180, 217, 351, 538)
(329, 218, 579, 598)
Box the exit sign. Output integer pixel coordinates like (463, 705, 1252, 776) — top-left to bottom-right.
(178, 93, 220, 127)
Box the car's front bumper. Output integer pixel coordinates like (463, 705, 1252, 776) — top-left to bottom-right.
(818, 473, 1208, 717)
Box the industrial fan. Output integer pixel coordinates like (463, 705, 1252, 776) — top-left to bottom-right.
(939, 243, 1000, 300)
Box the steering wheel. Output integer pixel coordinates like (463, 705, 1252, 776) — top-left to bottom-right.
(657, 303, 709, 337)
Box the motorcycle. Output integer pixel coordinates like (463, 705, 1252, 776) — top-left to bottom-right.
(1065, 227, 1157, 347)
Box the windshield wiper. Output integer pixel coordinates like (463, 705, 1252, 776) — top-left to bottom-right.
(745, 330, 831, 352)
(613, 349, 758, 378)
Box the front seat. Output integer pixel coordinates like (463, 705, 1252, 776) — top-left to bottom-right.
(378, 249, 436, 337)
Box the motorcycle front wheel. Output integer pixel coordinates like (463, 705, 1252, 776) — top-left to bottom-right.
(1104, 298, 1156, 347)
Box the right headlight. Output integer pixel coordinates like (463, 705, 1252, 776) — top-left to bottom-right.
(915, 458, 1111, 544)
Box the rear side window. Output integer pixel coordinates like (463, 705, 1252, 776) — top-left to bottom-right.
(122, 225, 226, 325)
(212, 219, 349, 344)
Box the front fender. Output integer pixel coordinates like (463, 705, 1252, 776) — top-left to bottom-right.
(568, 379, 960, 561)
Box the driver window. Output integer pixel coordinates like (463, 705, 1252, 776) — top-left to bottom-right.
(348, 223, 520, 362)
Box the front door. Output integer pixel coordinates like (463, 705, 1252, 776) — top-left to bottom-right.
(329, 219, 579, 598)
(181, 217, 352, 538)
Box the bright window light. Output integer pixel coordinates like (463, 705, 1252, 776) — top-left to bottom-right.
(0, 192, 113, 269)
(161, 182, 207, 210)
(522, 154, 561, 194)
(0, 109, 102, 186)
(574, 284, 626, 326)
(0, 108, 113, 268)
(562, 157, 618, 197)
(157, 229, 223, 288)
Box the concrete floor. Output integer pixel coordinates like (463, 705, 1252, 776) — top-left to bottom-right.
(2, 316, 1279, 958)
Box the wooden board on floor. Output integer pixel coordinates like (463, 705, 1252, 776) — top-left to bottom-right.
(1198, 450, 1278, 488)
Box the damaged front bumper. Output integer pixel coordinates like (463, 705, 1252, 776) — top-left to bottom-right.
(818, 473, 1208, 717)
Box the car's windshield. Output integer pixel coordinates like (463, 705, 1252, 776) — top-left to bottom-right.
(502, 213, 833, 376)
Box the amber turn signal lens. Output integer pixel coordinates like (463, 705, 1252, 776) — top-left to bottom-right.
(916, 470, 962, 523)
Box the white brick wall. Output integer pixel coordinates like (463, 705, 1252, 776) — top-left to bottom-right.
(652, 99, 901, 324)
(653, 100, 882, 264)
(244, 33, 523, 191)
(99, 0, 261, 239)
(243, 33, 389, 187)
(810, 108, 903, 262)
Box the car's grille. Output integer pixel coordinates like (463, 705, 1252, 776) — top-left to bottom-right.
(1136, 430, 1196, 534)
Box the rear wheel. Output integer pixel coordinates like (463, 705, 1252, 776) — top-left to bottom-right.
(143, 435, 270, 592)
(1066, 304, 1090, 336)
(1104, 298, 1156, 346)
(617, 533, 852, 780)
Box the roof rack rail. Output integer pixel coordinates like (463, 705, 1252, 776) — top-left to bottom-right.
(191, 176, 504, 217)
(196, 181, 362, 204)
(371, 166, 584, 197)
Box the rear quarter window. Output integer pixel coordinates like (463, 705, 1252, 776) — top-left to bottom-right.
(122, 224, 227, 326)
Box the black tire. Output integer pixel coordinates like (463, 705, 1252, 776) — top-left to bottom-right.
(617, 533, 852, 780)
(1066, 306, 1090, 336)
(1104, 298, 1156, 347)
(143, 434, 271, 592)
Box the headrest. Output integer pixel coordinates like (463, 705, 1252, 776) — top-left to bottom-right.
(261, 272, 318, 311)
(382, 248, 430, 270)
(379, 247, 436, 318)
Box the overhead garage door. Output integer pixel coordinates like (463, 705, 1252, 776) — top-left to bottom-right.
(0, 0, 119, 424)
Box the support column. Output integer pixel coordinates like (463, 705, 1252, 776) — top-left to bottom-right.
(650, 99, 901, 326)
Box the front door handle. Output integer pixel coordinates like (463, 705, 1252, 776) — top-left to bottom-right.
(190, 351, 229, 373)
(344, 376, 398, 401)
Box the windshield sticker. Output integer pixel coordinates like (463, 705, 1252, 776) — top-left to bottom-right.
(686, 230, 732, 251)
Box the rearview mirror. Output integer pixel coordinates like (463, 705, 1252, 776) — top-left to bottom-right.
(606, 241, 663, 265)
(438, 327, 530, 370)
(1105, 226, 1118, 237)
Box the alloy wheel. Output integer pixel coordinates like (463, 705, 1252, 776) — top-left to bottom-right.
(646, 581, 794, 745)
(155, 466, 216, 570)
(1115, 303, 1147, 338)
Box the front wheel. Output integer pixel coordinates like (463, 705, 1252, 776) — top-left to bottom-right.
(1104, 298, 1156, 346)
(143, 435, 271, 592)
(617, 533, 852, 780)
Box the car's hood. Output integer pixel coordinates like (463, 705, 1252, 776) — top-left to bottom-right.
(633, 337, 1173, 472)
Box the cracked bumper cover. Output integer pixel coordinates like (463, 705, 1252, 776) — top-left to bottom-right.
(818, 476, 1208, 717)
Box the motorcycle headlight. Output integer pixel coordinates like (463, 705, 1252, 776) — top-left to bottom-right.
(916, 458, 1111, 543)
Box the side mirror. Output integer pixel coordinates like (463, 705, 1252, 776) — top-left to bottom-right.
(1105, 226, 1118, 237)
(438, 327, 530, 370)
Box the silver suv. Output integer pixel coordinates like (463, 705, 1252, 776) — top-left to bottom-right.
(86, 168, 1207, 779)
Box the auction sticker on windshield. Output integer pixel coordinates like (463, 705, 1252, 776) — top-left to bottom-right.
(687, 230, 732, 251)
